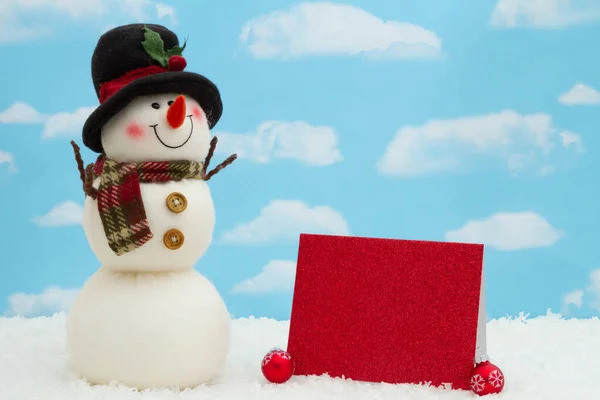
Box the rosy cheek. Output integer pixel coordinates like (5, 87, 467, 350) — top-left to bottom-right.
(192, 106, 204, 121)
(126, 123, 145, 140)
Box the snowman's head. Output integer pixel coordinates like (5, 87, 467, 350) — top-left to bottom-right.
(100, 93, 211, 163)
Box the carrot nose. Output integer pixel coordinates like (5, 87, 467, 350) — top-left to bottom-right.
(166, 95, 187, 129)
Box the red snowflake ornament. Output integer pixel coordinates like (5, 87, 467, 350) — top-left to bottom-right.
(261, 348, 294, 384)
(470, 361, 505, 396)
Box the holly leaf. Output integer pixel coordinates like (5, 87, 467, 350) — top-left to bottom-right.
(165, 36, 188, 57)
(141, 25, 168, 67)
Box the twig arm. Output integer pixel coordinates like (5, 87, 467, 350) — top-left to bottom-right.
(203, 135, 237, 181)
(70, 141, 86, 184)
(203, 136, 217, 175)
(70, 140, 98, 199)
(205, 154, 237, 181)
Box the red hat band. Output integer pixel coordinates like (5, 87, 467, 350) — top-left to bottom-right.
(98, 65, 168, 104)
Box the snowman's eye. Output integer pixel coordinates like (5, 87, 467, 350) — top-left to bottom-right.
(168, 100, 174, 106)
(151, 102, 160, 109)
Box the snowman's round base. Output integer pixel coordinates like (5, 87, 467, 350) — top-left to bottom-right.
(66, 267, 230, 390)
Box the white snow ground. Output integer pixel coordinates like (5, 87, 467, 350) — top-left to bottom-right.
(1, 311, 599, 400)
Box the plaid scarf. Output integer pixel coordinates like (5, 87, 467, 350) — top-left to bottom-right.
(92, 155, 205, 256)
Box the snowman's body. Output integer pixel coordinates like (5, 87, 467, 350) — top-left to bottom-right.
(67, 92, 231, 389)
(82, 177, 215, 272)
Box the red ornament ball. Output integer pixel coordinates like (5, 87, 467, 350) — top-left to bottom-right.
(168, 55, 187, 71)
(261, 348, 294, 384)
(470, 361, 505, 396)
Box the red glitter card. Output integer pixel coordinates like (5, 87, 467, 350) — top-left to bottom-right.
(287, 234, 484, 390)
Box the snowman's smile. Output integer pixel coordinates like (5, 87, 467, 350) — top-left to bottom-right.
(150, 115, 194, 149)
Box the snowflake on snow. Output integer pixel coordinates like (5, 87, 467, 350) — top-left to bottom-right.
(489, 369, 504, 388)
(470, 374, 485, 393)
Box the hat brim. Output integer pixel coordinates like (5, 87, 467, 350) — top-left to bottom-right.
(82, 71, 223, 153)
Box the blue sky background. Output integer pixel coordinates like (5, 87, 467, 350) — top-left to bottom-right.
(1, 0, 600, 320)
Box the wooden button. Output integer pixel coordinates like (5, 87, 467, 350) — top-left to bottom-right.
(166, 192, 187, 213)
(163, 229, 184, 250)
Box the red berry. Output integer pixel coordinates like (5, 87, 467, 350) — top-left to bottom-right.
(168, 55, 187, 71)
(470, 361, 505, 396)
(261, 348, 294, 384)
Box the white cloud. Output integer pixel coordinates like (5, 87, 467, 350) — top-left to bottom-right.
(0, 103, 95, 139)
(562, 269, 600, 314)
(0, 0, 176, 43)
(220, 200, 350, 245)
(216, 121, 343, 166)
(240, 2, 441, 59)
(0, 102, 46, 123)
(558, 84, 600, 105)
(232, 260, 296, 294)
(0, 0, 104, 43)
(22, 0, 106, 19)
(6, 286, 79, 317)
(587, 269, 600, 311)
(0, 150, 17, 173)
(156, 3, 176, 22)
(42, 106, 95, 139)
(119, 0, 178, 25)
(490, 0, 600, 28)
(0, 1, 49, 43)
(32, 201, 83, 227)
(563, 289, 584, 308)
(121, 0, 151, 21)
(377, 110, 578, 177)
(444, 211, 563, 251)
(560, 131, 585, 153)
(561, 288, 584, 315)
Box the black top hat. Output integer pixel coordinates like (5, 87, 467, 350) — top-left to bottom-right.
(81, 23, 223, 153)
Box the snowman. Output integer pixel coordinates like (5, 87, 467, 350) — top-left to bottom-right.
(67, 23, 236, 390)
